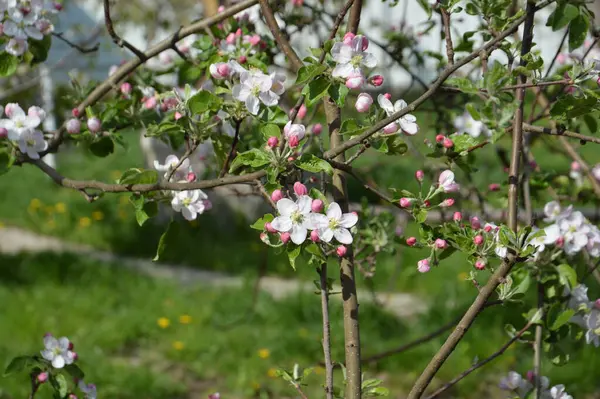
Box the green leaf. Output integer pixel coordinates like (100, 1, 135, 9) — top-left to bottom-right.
(568, 14, 589, 51)
(445, 77, 479, 94)
(296, 154, 333, 175)
(229, 148, 271, 172)
(29, 35, 52, 63)
(466, 103, 480, 120)
(583, 114, 598, 134)
(302, 77, 331, 106)
(64, 364, 85, 380)
(0, 151, 12, 176)
(550, 95, 598, 120)
(375, 135, 408, 155)
(136, 201, 158, 226)
(118, 169, 159, 185)
(250, 214, 274, 231)
(0, 52, 18, 77)
(556, 264, 577, 288)
(154, 221, 174, 261)
(260, 123, 281, 140)
(51, 374, 68, 398)
(89, 136, 115, 157)
(450, 133, 478, 153)
(305, 243, 324, 259)
(549, 308, 575, 331)
(296, 64, 327, 85)
(548, 3, 579, 31)
(415, 209, 427, 223)
(287, 245, 301, 270)
(188, 90, 222, 114)
(3, 356, 33, 376)
(340, 119, 367, 136)
(328, 83, 349, 108)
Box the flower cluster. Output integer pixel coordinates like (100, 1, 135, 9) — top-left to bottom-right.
(565, 284, 600, 347)
(153, 155, 211, 221)
(0, 103, 48, 159)
(331, 33, 377, 89)
(265, 182, 358, 247)
(1, 0, 62, 56)
(377, 94, 418, 135)
(499, 371, 572, 399)
(453, 111, 489, 138)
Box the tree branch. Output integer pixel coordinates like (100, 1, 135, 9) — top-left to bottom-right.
(533, 283, 544, 398)
(441, 7, 454, 65)
(103, 0, 147, 60)
(318, 263, 334, 399)
(220, 119, 242, 178)
(346, 0, 362, 34)
(52, 32, 99, 53)
(257, 0, 303, 72)
(522, 123, 600, 145)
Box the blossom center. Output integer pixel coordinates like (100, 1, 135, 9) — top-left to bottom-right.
(290, 210, 304, 224)
(350, 55, 363, 67)
(183, 198, 192, 206)
(251, 85, 261, 96)
(328, 218, 340, 230)
(27, 138, 35, 146)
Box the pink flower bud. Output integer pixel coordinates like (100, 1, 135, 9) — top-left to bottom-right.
(280, 232, 291, 243)
(415, 170, 424, 182)
(345, 73, 364, 89)
(526, 371, 535, 383)
(271, 189, 284, 202)
(369, 75, 384, 86)
(265, 222, 277, 233)
(557, 53, 567, 64)
(473, 235, 484, 246)
(399, 198, 412, 208)
(358, 35, 369, 51)
(309, 176, 318, 183)
(311, 199, 324, 212)
(406, 237, 417, 246)
(235, 28, 242, 37)
(37, 372, 48, 383)
(470, 217, 481, 230)
(293, 182, 308, 196)
(435, 134, 445, 143)
(434, 239, 447, 249)
(383, 122, 399, 134)
(424, 200, 431, 207)
(267, 136, 279, 148)
(203, 199, 212, 210)
(72, 352, 78, 361)
(355, 93, 373, 113)
(71, 108, 80, 118)
(417, 259, 430, 273)
(442, 137, 454, 149)
(120, 82, 132, 95)
(260, 232, 268, 243)
(556, 236, 564, 247)
(288, 135, 299, 148)
(54, 2, 63, 11)
(594, 299, 600, 310)
(66, 118, 81, 134)
(217, 63, 231, 78)
(87, 117, 101, 133)
(174, 111, 183, 120)
(238, 55, 247, 64)
(336, 245, 347, 257)
(483, 223, 493, 233)
(292, 0, 303, 7)
(287, 156, 295, 162)
(343, 32, 356, 45)
(571, 161, 580, 171)
(383, 93, 392, 100)
(488, 183, 500, 191)
(0, 127, 7, 138)
(310, 230, 320, 242)
(440, 198, 455, 207)
(312, 123, 323, 135)
(474, 259, 486, 270)
(68, 341, 74, 350)
(226, 32, 236, 44)
(144, 97, 158, 110)
(186, 172, 196, 182)
(297, 104, 307, 120)
(453, 212, 462, 222)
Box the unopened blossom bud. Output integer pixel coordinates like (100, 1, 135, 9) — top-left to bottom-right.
(488, 183, 500, 191)
(246, 34, 261, 46)
(280, 232, 291, 243)
(355, 93, 373, 113)
(292, 0, 303, 7)
(343, 32, 356, 45)
(358, 35, 369, 51)
(440, 198, 455, 207)
(66, 118, 81, 134)
(474, 259, 486, 270)
(293, 182, 308, 196)
(226, 32, 236, 44)
(557, 53, 567, 64)
(424, 200, 431, 207)
(434, 239, 447, 249)
(453, 211, 462, 222)
(120, 82, 132, 95)
(296, 104, 307, 120)
(68, 341, 74, 351)
(37, 372, 48, 383)
(369, 75, 384, 87)
(470, 216, 481, 230)
(417, 259, 430, 273)
(442, 137, 454, 149)
(435, 134, 445, 143)
(0, 127, 6, 138)
(336, 245, 347, 257)
(288, 135, 299, 148)
(310, 230, 320, 242)
(483, 223, 493, 233)
(144, 97, 157, 110)
(311, 199, 324, 213)
(54, 2, 63, 11)
(203, 199, 213, 211)
(260, 232, 269, 243)
(210, 62, 231, 79)
(383, 93, 392, 100)
(383, 122, 399, 134)
(595, 299, 600, 309)
(235, 28, 242, 37)
(473, 235, 484, 246)
(71, 352, 78, 361)
(186, 172, 196, 182)
(68, 395, 78, 399)
(526, 371, 535, 383)
(415, 170, 424, 182)
(265, 222, 277, 233)
(267, 136, 279, 148)
(312, 123, 323, 135)
(345, 73, 364, 89)
(309, 176, 318, 183)
(71, 108, 80, 118)
(287, 156, 295, 162)
(556, 236, 564, 247)
(571, 161, 580, 171)
(87, 117, 101, 133)
(238, 55, 247, 64)
(399, 198, 412, 208)
(174, 111, 183, 120)
(271, 189, 284, 202)
(406, 237, 417, 246)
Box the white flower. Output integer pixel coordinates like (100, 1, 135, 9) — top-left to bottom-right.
(438, 170, 460, 192)
(559, 211, 590, 255)
(549, 384, 573, 399)
(453, 111, 488, 138)
(78, 380, 97, 399)
(41, 335, 75, 369)
(171, 190, 208, 221)
(567, 284, 592, 311)
(499, 371, 532, 398)
(583, 309, 600, 347)
(283, 121, 306, 140)
(377, 95, 418, 135)
(232, 71, 280, 115)
(587, 226, 600, 257)
(270, 71, 286, 95)
(312, 202, 358, 244)
(5, 37, 28, 55)
(331, 35, 377, 78)
(0, 103, 42, 140)
(543, 201, 572, 223)
(271, 196, 315, 245)
(18, 129, 47, 159)
(3, 6, 43, 40)
(527, 224, 561, 254)
(154, 155, 190, 181)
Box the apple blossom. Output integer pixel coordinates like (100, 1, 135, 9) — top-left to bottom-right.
(0, 103, 42, 140)
(355, 93, 373, 113)
(312, 123, 323, 135)
(474, 259, 486, 270)
(171, 190, 208, 221)
(312, 202, 358, 244)
(434, 239, 447, 249)
(345, 72, 365, 89)
(415, 170, 424, 182)
(438, 170, 460, 192)
(417, 259, 430, 273)
(18, 129, 47, 159)
(210, 62, 231, 79)
(474, 235, 484, 246)
(120, 82, 132, 95)
(336, 245, 348, 257)
(293, 182, 308, 196)
(87, 117, 101, 133)
(454, 110, 489, 138)
(37, 372, 48, 383)
(41, 335, 75, 369)
(267, 136, 279, 148)
(377, 95, 419, 135)
(442, 137, 454, 148)
(399, 198, 412, 208)
(311, 199, 324, 213)
(232, 70, 281, 115)
(271, 196, 315, 245)
(549, 385, 573, 399)
(6, 37, 28, 56)
(369, 75, 384, 86)
(406, 237, 417, 246)
(78, 380, 97, 399)
(499, 371, 532, 397)
(453, 212, 462, 222)
(154, 155, 190, 181)
(435, 134, 445, 143)
(439, 198, 454, 208)
(331, 34, 377, 79)
(66, 118, 81, 134)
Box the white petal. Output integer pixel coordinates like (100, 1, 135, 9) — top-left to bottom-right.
(318, 227, 334, 242)
(182, 206, 196, 221)
(400, 120, 419, 135)
(271, 216, 292, 232)
(361, 53, 377, 68)
(57, 337, 70, 351)
(334, 228, 353, 244)
(41, 349, 54, 361)
(290, 225, 307, 244)
(43, 335, 57, 349)
(2, 20, 19, 37)
(394, 99, 408, 111)
(312, 214, 329, 229)
(296, 195, 312, 214)
(232, 84, 247, 101)
(245, 96, 260, 115)
(277, 198, 297, 216)
(377, 95, 394, 115)
(259, 91, 279, 107)
(331, 43, 352, 63)
(326, 202, 342, 220)
(25, 26, 43, 40)
(51, 355, 65, 369)
(339, 212, 358, 228)
(332, 63, 354, 78)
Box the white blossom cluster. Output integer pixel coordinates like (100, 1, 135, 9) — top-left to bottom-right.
(566, 284, 600, 347)
(1, 0, 61, 56)
(0, 103, 48, 159)
(499, 371, 572, 399)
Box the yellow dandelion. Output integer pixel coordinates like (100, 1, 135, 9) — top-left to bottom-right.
(267, 368, 278, 378)
(79, 217, 91, 228)
(298, 328, 309, 338)
(119, 195, 130, 205)
(172, 341, 185, 350)
(157, 317, 170, 328)
(179, 315, 192, 324)
(55, 202, 66, 213)
(458, 272, 468, 281)
(29, 198, 42, 210)
(91, 211, 104, 221)
(257, 348, 270, 359)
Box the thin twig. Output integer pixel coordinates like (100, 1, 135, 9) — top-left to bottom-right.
(345, 145, 367, 165)
(52, 32, 99, 53)
(522, 123, 600, 145)
(257, 0, 303, 71)
(103, 0, 147, 60)
(346, 0, 362, 34)
(255, 179, 277, 209)
(220, 120, 242, 178)
(441, 7, 454, 65)
(318, 263, 334, 399)
(533, 283, 544, 399)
